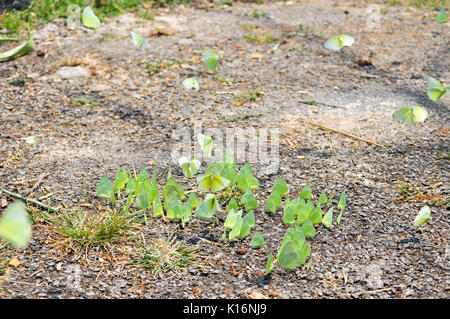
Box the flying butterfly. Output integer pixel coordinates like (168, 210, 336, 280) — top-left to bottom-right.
(130, 31, 149, 50)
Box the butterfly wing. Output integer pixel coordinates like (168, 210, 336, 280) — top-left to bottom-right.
(130, 31, 149, 50)
(82, 6, 101, 30)
(393, 106, 428, 124)
(211, 175, 230, 192)
(182, 78, 200, 92)
(0, 202, 31, 249)
(340, 35, 355, 47)
(323, 36, 342, 50)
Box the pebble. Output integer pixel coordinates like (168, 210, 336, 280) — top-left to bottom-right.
(55, 66, 90, 80)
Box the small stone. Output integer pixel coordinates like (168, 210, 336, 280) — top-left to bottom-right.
(56, 66, 90, 80)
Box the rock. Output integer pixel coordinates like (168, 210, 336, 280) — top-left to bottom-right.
(365, 263, 384, 290)
(56, 66, 90, 80)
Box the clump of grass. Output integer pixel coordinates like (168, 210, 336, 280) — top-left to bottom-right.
(406, 0, 449, 9)
(72, 96, 99, 108)
(0, 0, 188, 37)
(129, 231, 197, 276)
(50, 205, 139, 252)
(397, 181, 445, 207)
(234, 88, 262, 102)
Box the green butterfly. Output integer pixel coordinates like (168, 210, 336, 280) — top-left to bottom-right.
(197, 174, 230, 192)
(179, 156, 201, 178)
(413, 206, 431, 226)
(197, 133, 212, 156)
(0, 201, 31, 249)
(323, 35, 355, 51)
(427, 77, 448, 102)
(82, 6, 101, 30)
(0, 37, 34, 62)
(130, 31, 149, 49)
(202, 50, 219, 71)
(393, 106, 428, 124)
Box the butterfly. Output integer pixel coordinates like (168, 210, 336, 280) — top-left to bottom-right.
(197, 174, 230, 192)
(82, 6, 101, 30)
(0, 201, 31, 249)
(393, 105, 428, 124)
(323, 35, 355, 51)
(427, 77, 448, 102)
(182, 77, 200, 92)
(130, 31, 149, 50)
(202, 50, 219, 71)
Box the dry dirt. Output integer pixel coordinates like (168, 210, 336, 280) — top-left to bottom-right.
(0, 0, 448, 299)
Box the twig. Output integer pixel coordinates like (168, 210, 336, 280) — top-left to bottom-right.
(364, 287, 393, 295)
(299, 99, 346, 109)
(0, 188, 59, 212)
(29, 172, 49, 194)
(307, 121, 385, 148)
(197, 236, 224, 246)
(219, 113, 262, 123)
(0, 155, 17, 167)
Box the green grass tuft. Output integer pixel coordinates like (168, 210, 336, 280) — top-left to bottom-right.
(0, 0, 188, 37)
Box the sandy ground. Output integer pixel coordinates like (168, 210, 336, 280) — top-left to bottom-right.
(0, 0, 448, 298)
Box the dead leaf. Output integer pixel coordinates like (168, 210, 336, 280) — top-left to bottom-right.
(250, 53, 264, 59)
(1, 198, 7, 208)
(236, 247, 248, 255)
(9, 258, 20, 268)
(149, 28, 175, 37)
(191, 287, 202, 296)
(249, 291, 269, 299)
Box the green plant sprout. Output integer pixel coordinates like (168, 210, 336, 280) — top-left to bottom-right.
(427, 77, 448, 102)
(130, 231, 197, 275)
(323, 35, 355, 51)
(82, 6, 101, 30)
(130, 31, 149, 49)
(393, 105, 428, 124)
